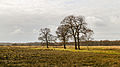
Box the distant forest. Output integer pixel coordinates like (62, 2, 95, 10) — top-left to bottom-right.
(1, 40, 120, 46)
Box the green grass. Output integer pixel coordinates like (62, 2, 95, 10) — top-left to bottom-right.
(0, 46, 120, 67)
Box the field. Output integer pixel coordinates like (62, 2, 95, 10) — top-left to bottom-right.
(0, 46, 120, 67)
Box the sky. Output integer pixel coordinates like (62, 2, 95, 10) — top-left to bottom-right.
(0, 0, 120, 43)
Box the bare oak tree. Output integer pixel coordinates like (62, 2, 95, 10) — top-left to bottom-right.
(38, 28, 56, 48)
(61, 15, 88, 50)
(75, 16, 87, 50)
(56, 25, 70, 49)
(61, 15, 77, 49)
(81, 29, 94, 50)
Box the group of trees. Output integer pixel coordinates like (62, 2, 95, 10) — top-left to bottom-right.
(38, 15, 94, 50)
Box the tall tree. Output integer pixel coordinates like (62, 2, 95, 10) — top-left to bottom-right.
(61, 15, 88, 50)
(61, 15, 77, 49)
(56, 25, 70, 49)
(75, 16, 87, 50)
(38, 28, 55, 48)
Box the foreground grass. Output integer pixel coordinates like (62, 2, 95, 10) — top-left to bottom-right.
(32, 46, 120, 55)
(0, 46, 120, 67)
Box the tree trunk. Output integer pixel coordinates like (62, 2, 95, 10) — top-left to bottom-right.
(46, 41, 49, 48)
(63, 40, 66, 49)
(46, 36, 49, 48)
(74, 36, 77, 50)
(77, 33, 80, 50)
(77, 38, 80, 50)
(63, 38, 66, 49)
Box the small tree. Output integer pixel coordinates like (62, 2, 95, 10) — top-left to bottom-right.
(85, 29, 94, 41)
(38, 28, 55, 48)
(81, 29, 94, 50)
(56, 25, 70, 49)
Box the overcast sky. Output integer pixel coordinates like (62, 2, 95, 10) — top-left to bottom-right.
(0, 0, 120, 43)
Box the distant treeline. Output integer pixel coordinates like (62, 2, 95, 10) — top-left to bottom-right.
(0, 40, 120, 46)
(68, 40, 120, 46)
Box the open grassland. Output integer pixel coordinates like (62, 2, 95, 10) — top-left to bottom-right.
(0, 46, 120, 67)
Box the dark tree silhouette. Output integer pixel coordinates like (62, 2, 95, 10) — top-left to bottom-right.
(61, 15, 88, 50)
(61, 15, 77, 49)
(56, 25, 70, 49)
(75, 16, 87, 50)
(38, 28, 56, 48)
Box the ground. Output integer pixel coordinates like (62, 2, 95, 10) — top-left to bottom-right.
(0, 46, 120, 67)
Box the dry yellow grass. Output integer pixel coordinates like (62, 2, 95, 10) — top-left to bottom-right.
(3, 46, 119, 55)
(1, 46, 120, 49)
(1, 46, 120, 55)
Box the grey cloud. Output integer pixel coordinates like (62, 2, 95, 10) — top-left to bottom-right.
(0, 0, 120, 42)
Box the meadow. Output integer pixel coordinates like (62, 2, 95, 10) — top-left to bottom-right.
(0, 46, 120, 67)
